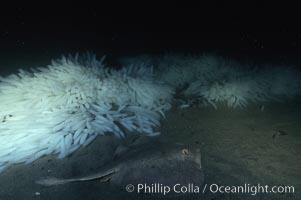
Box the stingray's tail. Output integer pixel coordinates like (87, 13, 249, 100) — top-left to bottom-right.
(36, 177, 71, 186)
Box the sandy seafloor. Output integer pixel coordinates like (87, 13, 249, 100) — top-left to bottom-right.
(0, 99, 300, 200)
(0, 57, 300, 200)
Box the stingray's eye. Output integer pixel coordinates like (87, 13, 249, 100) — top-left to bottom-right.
(182, 148, 189, 155)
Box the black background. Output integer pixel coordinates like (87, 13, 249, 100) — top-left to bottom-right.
(0, 1, 300, 65)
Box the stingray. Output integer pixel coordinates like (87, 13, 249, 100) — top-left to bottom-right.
(36, 141, 204, 196)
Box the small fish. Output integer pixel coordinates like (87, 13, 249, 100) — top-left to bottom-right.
(178, 104, 190, 109)
(272, 130, 288, 140)
(260, 105, 265, 111)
